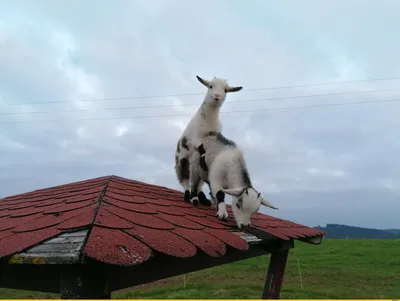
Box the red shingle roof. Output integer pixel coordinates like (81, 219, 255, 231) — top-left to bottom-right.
(0, 175, 324, 265)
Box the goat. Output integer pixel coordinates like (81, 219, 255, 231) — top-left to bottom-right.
(174, 75, 242, 205)
(190, 131, 278, 230)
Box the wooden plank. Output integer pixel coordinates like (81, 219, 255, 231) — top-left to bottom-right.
(230, 229, 263, 244)
(44, 236, 86, 244)
(58, 230, 88, 238)
(8, 229, 89, 264)
(8, 253, 80, 265)
(26, 242, 82, 254)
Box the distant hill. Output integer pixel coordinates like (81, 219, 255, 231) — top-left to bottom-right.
(314, 223, 400, 239)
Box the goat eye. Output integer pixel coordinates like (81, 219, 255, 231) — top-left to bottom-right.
(236, 203, 241, 209)
(209, 85, 213, 89)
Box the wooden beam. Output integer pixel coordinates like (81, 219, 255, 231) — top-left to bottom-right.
(60, 265, 111, 299)
(261, 248, 290, 299)
(0, 264, 60, 293)
(105, 238, 293, 291)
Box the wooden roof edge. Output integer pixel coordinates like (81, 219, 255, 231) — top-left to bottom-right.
(298, 234, 324, 245)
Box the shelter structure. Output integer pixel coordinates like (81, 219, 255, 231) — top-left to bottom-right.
(0, 175, 325, 299)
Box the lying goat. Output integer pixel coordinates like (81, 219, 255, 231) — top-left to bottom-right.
(190, 131, 278, 230)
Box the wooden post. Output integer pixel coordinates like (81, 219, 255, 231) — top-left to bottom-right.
(261, 249, 289, 299)
(60, 265, 111, 299)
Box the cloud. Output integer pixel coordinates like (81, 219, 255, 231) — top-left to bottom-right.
(0, 0, 399, 229)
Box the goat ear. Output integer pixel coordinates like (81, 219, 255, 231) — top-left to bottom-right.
(260, 197, 278, 210)
(222, 187, 246, 197)
(196, 75, 210, 88)
(226, 86, 243, 93)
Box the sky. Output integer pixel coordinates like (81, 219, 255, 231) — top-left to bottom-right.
(1, 0, 399, 229)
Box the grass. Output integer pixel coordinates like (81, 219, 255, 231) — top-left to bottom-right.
(1, 239, 399, 299)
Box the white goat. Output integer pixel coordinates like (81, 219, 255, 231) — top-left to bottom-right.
(190, 131, 278, 230)
(174, 75, 243, 206)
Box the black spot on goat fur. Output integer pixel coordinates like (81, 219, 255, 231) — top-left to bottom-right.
(176, 140, 180, 153)
(190, 180, 200, 199)
(178, 158, 190, 182)
(175, 155, 179, 166)
(197, 144, 208, 171)
(206, 131, 236, 147)
(181, 136, 189, 151)
(197, 144, 206, 155)
(184, 190, 191, 202)
(217, 132, 236, 147)
(241, 166, 252, 187)
(216, 190, 225, 204)
(200, 155, 208, 172)
(198, 191, 211, 206)
(236, 196, 243, 209)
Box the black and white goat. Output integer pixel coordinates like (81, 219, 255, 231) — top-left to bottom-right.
(174, 75, 243, 205)
(191, 131, 278, 230)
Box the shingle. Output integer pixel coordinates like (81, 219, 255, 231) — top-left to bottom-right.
(174, 207, 209, 217)
(145, 203, 185, 216)
(145, 197, 181, 207)
(64, 194, 99, 204)
(43, 199, 97, 214)
(185, 215, 229, 229)
(104, 191, 147, 204)
(156, 212, 204, 230)
(0, 210, 10, 218)
(0, 214, 43, 231)
(0, 229, 14, 240)
(102, 196, 157, 214)
(0, 227, 62, 257)
(104, 206, 175, 230)
(94, 207, 134, 229)
(124, 224, 197, 258)
(13, 205, 98, 233)
(57, 206, 97, 230)
(171, 227, 226, 257)
(203, 228, 249, 251)
(9, 203, 64, 218)
(83, 226, 151, 266)
(207, 215, 237, 227)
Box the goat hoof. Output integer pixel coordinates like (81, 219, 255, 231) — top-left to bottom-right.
(198, 192, 211, 206)
(215, 213, 228, 221)
(202, 199, 212, 207)
(216, 209, 229, 221)
(183, 190, 191, 202)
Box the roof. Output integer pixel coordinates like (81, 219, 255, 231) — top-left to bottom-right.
(0, 175, 325, 266)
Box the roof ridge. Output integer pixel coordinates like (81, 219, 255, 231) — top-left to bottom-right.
(111, 175, 181, 193)
(0, 175, 112, 200)
(77, 176, 112, 262)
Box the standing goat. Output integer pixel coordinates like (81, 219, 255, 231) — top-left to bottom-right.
(191, 131, 278, 230)
(174, 75, 243, 205)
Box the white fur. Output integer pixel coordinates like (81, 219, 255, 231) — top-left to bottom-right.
(174, 75, 243, 204)
(190, 133, 278, 229)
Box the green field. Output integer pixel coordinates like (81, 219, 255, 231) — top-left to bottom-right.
(1, 239, 399, 299)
